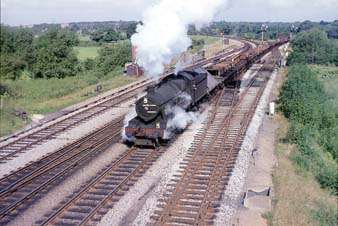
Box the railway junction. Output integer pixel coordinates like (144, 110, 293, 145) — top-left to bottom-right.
(0, 37, 289, 226)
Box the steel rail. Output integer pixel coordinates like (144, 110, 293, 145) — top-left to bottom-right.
(0, 120, 122, 221)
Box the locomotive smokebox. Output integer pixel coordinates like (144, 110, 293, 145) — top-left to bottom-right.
(136, 96, 160, 122)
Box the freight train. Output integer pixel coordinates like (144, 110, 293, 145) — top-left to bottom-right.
(125, 37, 289, 146)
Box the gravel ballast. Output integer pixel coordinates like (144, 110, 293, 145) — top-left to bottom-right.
(214, 67, 280, 226)
(98, 52, 280, 226)
(1, 39, 269, 226)
(98, 109, 209, 226)
(6, 142, 128, 226)
(0, 98, 135, 179)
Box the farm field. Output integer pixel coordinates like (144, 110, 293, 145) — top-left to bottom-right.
(74, 46, 101, 61)
(311, 65, 338, 114)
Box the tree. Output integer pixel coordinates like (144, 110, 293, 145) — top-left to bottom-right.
(325, 21, 338, 39)
(32, 27, 79, 78)
(0, 54, 26, 80)
(125, 23, 137, 39)
(90, 28, 122, 43)
(289, 28, 338, 65)
(96, 43, 132, 75)
(298, 20, 316, 32)
(90, 30, 104, 42)
(0, 26, 34, 79)
(280, 64, 338, 194)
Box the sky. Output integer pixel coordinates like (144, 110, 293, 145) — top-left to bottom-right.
(1, 0, 338, 26)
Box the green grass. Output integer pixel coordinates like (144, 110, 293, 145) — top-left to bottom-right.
(310, 65, 338, 114)
(78, 34, 91, 42)
(74, 40, 131, 61)
(0, 69, 139, 136)
(190, 35, 220, 45)
(270, 114, 337, 226)
(74, 46, 101, 61)
(269, 67, 337, 226)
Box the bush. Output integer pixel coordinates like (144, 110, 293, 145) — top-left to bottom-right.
(0, 54, 26, 80)
(280, 64, 338, 194)
(311, 200, 337, 226)
(288, 28, 338, 65)
(280, 65, 326, 125)
(96, 42, 132, 75)
(83, 58, 95, 71)
(32, 28, 80, 78)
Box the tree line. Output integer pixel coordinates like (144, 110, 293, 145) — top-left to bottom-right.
(288, 28, 338, 65)
(1, 26, 80, 79)
(280, 29, 338, 195)
(0, 26, 132, 81)
(189, 20, 338, 41)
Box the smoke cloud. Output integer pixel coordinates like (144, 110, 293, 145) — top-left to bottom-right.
(122, 91, 147, 142)
(121, 107, 137, 142)
(131, 0, 226, 78)
(164, 92, 200, 138)
(174, 53, 194, 74)
(166, 106, 199, 130)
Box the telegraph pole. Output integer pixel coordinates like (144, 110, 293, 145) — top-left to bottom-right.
(261, 24, 268, 42)
(290, 24, 298, 40)
(290, 24, 294, 39)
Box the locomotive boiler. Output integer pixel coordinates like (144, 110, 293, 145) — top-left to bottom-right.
(125, 68, 217, 146)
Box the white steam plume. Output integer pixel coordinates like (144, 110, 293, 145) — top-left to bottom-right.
(166, 106, 199, 130)
(121, 107, 137, 142)
(174, 53, 194, 74)
(122, 91, 146, 142)
(131, 0, 225, 78)
(164, 92, 200, 138)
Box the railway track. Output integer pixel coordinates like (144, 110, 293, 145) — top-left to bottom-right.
(0, 117, 123, 224)
(0, 37, 251, 164)
(36, 147, 165, 226)
(0, 79, 150, 163)
(0, 37, 260, 225)
(150, 60, 274, 225)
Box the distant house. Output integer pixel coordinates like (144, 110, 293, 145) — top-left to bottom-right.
(61, 23, 70, 29)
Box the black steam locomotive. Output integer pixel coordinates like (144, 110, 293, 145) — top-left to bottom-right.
(124, 37, 289, 146)
(125, 68, 218, 146)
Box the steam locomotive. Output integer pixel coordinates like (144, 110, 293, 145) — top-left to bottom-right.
(124, 37, 289, 146)
(125, 68, 218, 146)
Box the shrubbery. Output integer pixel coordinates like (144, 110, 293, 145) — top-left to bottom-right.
(288, 28, 338, 65)
(280, 64, 338, 194)
(1, 26, 80, 79)
(32, 27, 80, 78)
(1, 25, 132, 81)
(95, 43, 132, 75)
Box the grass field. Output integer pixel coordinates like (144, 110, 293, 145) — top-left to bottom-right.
(268, 65, 338, 226)
(310, 65, 338, 114)
(190, 35, 220, 45)
(0, 69, 139, 136)
(74, 39, 131, 61)
(74, 46, 101, 61)
(78, 34, 91, 42)
(269, 114, 337, 226)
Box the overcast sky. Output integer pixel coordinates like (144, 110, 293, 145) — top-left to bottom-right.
(1, 0, 338, 26)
